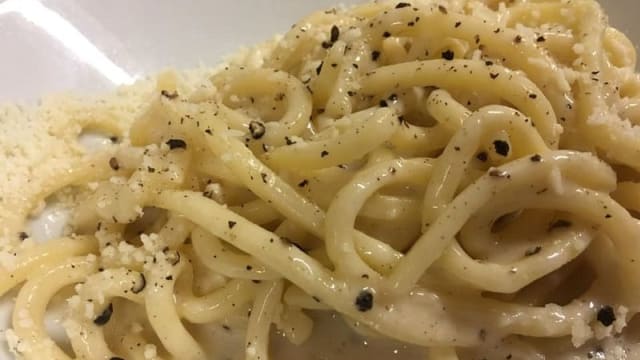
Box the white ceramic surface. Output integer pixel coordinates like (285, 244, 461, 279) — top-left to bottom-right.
(0, 1, 638, 359)
(0, 0, 637, 103)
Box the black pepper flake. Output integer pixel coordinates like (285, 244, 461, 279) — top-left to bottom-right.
(493, 140, 510, 156)
(321, 41, 333, 49)
(320, 150, 329, 157)
(166, 138, 187, 150)
(530, 154, 542, 162)
(476, 152, 488, 162)
(549, 219, 572, 231)
(524, 246, 542, 256)
(437, 5, 448, 14)
(252, 279, 262, 284)
(246, 265, 253, 271)
(205, 128, 213, 135)
(388, 93, 398, 101)
(441, 49, 454, 60)
(330, 25, 340, 42)
(165, 275, 173, 281)
(285, 136, 296, 145)
(514, 35, 522, 43)
(93, 303, 113, 326)
(248, 121, 266, 139)
(261, 173, 268, 183)
(379, 100, 388, 107)
(489, 72, 499, 79)
(312, 296, 321, 302)
(131, 273, 146, 294)
(597, 305, 616, 326)
(454, 146, 461, 151)
(528, 93, 538, 99)
(298, 179, 309, 187)
(316, 61, 324, 75)
(371, 50, 381, 61)
(147, 166, 156, 173)
(605, 214, 612, 219)
(395, 2, 411, 8)
(347, 90, 356, 97)
(18, 232, 29, 241)
(536, 35, 546, 42)
(109, 136, 119, 143)
(222, 325, 231, 331)
(383, 31, 391, 38)
(228, 221, 237, 229)
(109, 357, 125, 360)
(355, 289, 374, 312)
(454, 21, 461, 28)
(109, 157, 120, 171)
(160, 90, 179, 99)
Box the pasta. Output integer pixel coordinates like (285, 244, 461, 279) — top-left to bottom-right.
(3, 0, 640, 358)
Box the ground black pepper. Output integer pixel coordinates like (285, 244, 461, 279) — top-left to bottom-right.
(441, 49, 454, 60)
(131, 273, 146, 294)
(493, 140, 510, 156)
(109, 157, 120, 171)
(330, 25, 340, 42)
(597, 305, 616, 326)
(166, 139, 187, 150)
(160, 90, 179, 99)
(249, 121, 266, 139)
(285, 136, 296, 145)
(94, 303, 114, 326)
(355, 289, 374, 311)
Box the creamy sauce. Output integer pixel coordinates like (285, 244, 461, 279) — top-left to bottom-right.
(193, 311, 427, 360)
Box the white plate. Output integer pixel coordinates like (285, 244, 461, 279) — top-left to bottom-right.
(0, 1, 638, 359)
(0, 0, 637, 103)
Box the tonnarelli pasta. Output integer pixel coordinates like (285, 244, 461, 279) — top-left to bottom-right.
(2, 0, 640, 359)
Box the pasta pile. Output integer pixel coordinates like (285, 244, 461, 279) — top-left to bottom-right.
(2, 0, 640, 359)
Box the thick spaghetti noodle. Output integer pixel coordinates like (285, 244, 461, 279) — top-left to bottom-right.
(2, 0, 640, 359)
